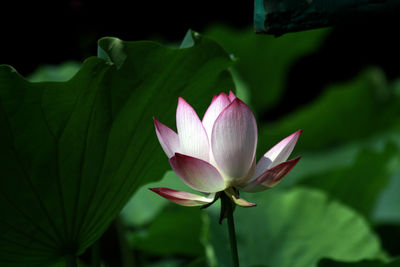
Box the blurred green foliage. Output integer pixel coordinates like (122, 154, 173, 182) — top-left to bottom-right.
(1, 24, 400, 267)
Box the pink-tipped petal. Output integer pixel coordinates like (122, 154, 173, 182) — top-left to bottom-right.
(149, 187, 215, 207)
(176, 97, 210, 162)
(224, 188, 256, 207)
(253, 130, 302, 178)
(211, 94, 219, 103)
(241, 157, 301, 192)
(154, 118, 180, 158)
(202, 92, 231, 139)
(228, 90, 237, 102)
(211, 99, 258, 179)
(170, 153, 226, 193)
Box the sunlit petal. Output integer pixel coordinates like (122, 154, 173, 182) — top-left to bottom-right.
(170, 153, 226, 193)
(202, 92, 231, 139)
(149, 187, 215, 207)
(211, 99, 257, 180)
(176, 97, 209, 162)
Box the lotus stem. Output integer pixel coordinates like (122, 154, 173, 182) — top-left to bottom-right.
(221, 193, 240, 267)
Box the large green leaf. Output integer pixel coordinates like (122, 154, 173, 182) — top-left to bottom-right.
(258, 68, 400, 153)
(206, 188, 385, 267)
(318, 258, 400, 267)
(300, 143, 399, 219)
(0, 31, 234, 266)
(205, 25, 328, 113)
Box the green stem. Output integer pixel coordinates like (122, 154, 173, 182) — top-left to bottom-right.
(222, 193, 240, 267)
(65, 254, 78, 267)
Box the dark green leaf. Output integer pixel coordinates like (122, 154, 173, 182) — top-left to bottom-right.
(254, 0, 397, 35)
(0, 31, 234, 266)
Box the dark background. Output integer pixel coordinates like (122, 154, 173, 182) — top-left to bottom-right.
(0, 0, 253, 75)
(1, 0, 400, 116)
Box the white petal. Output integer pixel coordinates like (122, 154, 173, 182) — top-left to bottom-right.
(211, 99, 257, 180)
(176, 97, 210, 162)
(253, 130, 302, 179)
(154, 118, 180, 158)
(150, 187, 215, 207)
(170, 153, 226, 193)
(202, 92, 231, 140)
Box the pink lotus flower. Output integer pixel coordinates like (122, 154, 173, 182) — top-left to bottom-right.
(150, 91, 301, 207)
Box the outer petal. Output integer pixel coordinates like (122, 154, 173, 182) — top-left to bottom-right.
(149, 187, 215, 207)
(241, 157, 301, 193)
(224, 188, 256, 207)
(176, 97, 210, 162)
(228, 90, 237, 102)
(154, 118, 180, 158)
(211, 99, 258, 180)
(170, 153, 226, 193)
(202, 92, 231, 139)
(253, 130, 302, 179)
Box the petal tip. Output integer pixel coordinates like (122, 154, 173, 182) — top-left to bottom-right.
(228, 90, 237, 101)
(296, 129, 303, 136)
(178, 96, 188, 105)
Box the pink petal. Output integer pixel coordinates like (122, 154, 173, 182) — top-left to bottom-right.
(228, 90, 237, 102)
(211, 99, 258, 180)
(211, 94, 219, 103)
(202, 92, 231, 139)
(176, 97, 210, 162)
(253, 130, 302, 179)
(149, 187, 215, 207)
(170, 153, 226, 193)
(241, 157, 301, 192)
(154, 118, 180, 158)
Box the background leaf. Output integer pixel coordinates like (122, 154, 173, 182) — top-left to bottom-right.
(300, 143, 399, 219)
(205, 25, 328, 113)
(27, 62, 81, 82)
(206, 188, 385, 267)
(318, 257, 400, 267)
(257, 68, 400, 153)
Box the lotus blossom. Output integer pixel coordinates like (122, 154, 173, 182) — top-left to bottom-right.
(150, 91, 301, 208)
